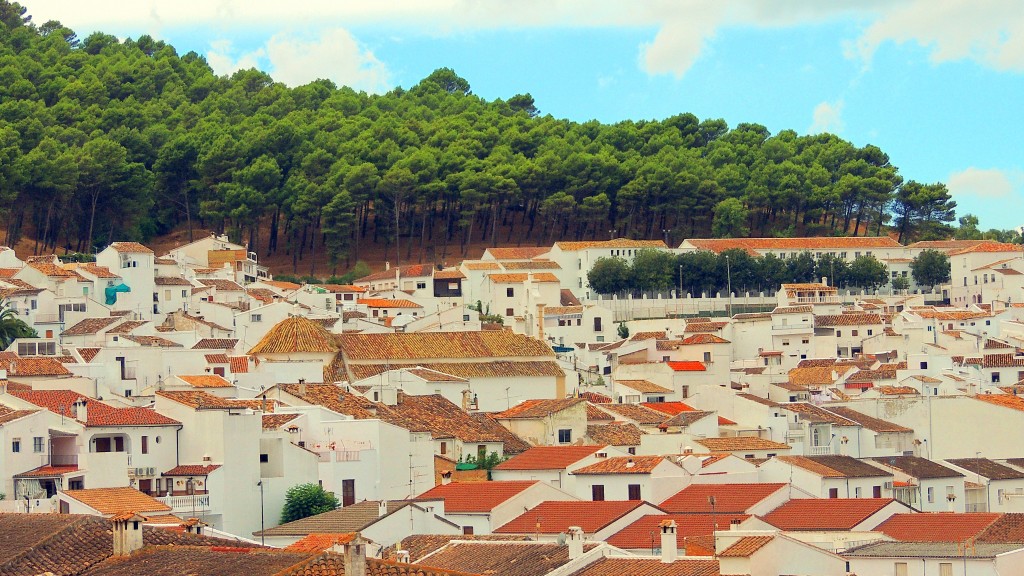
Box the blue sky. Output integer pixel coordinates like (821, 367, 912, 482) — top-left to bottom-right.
(24, 1, 1024, 231)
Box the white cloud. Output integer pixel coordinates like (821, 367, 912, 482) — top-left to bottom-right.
(947, 167, 1022, 200)
(265, 29, 390, 92)
(205, 40, 263, 77)
(809, 100, 844, 134)
(852, 0, 1024, 71)
(21, 0, 1024, 79)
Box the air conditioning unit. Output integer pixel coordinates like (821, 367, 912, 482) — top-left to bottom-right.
(883, 481, 894, 490)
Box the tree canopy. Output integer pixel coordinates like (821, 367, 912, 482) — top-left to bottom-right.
(280, 483, 339, 523)
(0, 1, 997, 278)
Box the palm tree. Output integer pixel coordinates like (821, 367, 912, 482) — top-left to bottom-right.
(0, 305, 37, 350)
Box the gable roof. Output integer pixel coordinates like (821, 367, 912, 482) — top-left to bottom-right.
(176, 374, 234, 389)
(776, 455, 891, 478)
(494, 445, 604, 471)
(573, 456, 668, 475)
(62, 317, 121, 336)
(566, 558, 720, 576)
(62, 487, 171, 514)
(495, 500, 651, 534)
(597, 403, 675, 426)
(586, 423, 644, 446)
(607, 513, 748, 549)
(823, 406, 913, 433)
(492, 398, 583, 419)
(694, 437, 790, 452)
(415, 481, 540, 513)
(191, 338, 239, 350)
(337, 331, 554, 361)
(12, 390, 180, 427)
(871, 455, 964, 479)
(659, 483, 787, 514)
(254, 500, 413, 536)
(109, 241, 154, 253)
(381, 394, 509, 443)
(718, 535, 775, 558)
(875, 513, 1002, 542)
(946, 458, 1024, 480)
(761, 498, 896, 531)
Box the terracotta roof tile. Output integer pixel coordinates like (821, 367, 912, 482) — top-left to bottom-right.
(0, 355, 73, 376)
(416, 481, 540, 513)
(946, 458, 1024, 480)
(666, 361, 707, 372)
(598, 403, 675, 425)
(415, 540, 599, 576)
(381, 394, 508, 443)
(163, 464, 222, 476)
(660, 483, 786, 514)
(871, 456, 964, 479)
(109, 241, 154, 253)
(197, 278, 245, 291)
(122, 335, 182, 348)
(493, 398, 584, 419)
(62, 316, 121, 336)
(762, 498, 896, 530)
(263, 413, 302, 430)
(155, 276, 193, 286)
(177, 374, 234, 389)
(783, 402, 859, 426)
(718, 535, 774, 557)
(687, 236, 901, 253)
(815, 313, 883, 327)
(566, 557, 720, 576)
(776, 455, 891, 478)
(248, 316, 338, 355)
(276, 384, 376, 419)
(485, 247, 551, 260)
(338, 331, 553, 361)
(500, 260, 561, 270)
(496, 500, 650, 534)
(824, 406, 912, 433)
(63, 487, 171, 514)
(976, 513, 1024, 543)
(607, 513, 748, 549)
(573, 456, 668, 475)
(13, 390, 180, 426)
(695, 437, 791, 452)
(107, 320, 147, 334)
(617, 380, 673, 394)
(357, 298, 423, 308)
(494, 445, 604, 470)
(586, 423, 644, 446)
(157, 390, 275, 412)
(192, 338, 239, 350)
(876, 513, 1001, 542)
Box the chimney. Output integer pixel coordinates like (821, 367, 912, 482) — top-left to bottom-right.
(537, 304, 545, 341)
(566, 526, 584, 560)
(626, 458, 635, 468)
(947, 494, 956, 512)
(461, 389, 471, 411)
(181, 517, 207, 535)
(659, 520, 678, 563)
(378, 500, 388, 518)
(440, 470, 452, 485)
(111, 513, 146, 557)
(76, 399, 88, 423)
(298, 378, 307, 397)
(730, 519, 741, 531)
(822, 276, 828, 286)
(385, 261, 391, 271)
(342, 533, 368, 576)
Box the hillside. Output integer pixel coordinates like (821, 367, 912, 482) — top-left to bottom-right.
(0, 0, 962, 278)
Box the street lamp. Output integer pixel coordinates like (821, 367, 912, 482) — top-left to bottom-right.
(662, 229, 672, 246)
(724, 255, 733, 317)
(608, 229, 617, 240)
(257, 480, 265, 545)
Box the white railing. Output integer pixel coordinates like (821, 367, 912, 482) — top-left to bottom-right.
(157, 494, 211, 512)
(122, 366, 137, 380)
(49, 454, 78, 466)
(809, 445, 833, 456)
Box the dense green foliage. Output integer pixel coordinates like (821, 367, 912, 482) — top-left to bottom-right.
(280, 483, 339, 523)
(588, 249, 899, 295)
(910, 249, 951, 289)
(0, 305, 36, 348)
(0, 1, 992, 276)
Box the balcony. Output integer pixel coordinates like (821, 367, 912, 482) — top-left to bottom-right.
(808, 445, 833, 456)
(48, 454, 79, 467)
(157, 494, 212, 514)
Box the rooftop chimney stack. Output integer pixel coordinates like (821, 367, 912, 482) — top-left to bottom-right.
(111, 513, 146, 557)
(660, 519, 678, 563)
(298, 378, 307, 396)
(441, 470, 452, 485)
(566, 526, 584, 560)
(342, 533, 368, 576)
(181, 517, 207, 535)
(76, 399, 88, 423)
(730, 519, 741, 531)
(378, 500, 388, 518)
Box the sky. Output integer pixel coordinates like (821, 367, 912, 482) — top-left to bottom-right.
(22, 0, 1024, 231)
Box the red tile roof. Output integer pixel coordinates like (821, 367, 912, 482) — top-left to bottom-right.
(761, 498, 896, 531)
(607, 513, 748, 549)
(492, 398, 583, 419)
(573, 456, 667, 475)
(176, 374, 233, 388)
(485, 247, 551, 260)
(109, 241, 154, 253)
(718, 535, 774, 557)
(659, 483, 786, 513)
(415, 481, 539, 513)
(12, 390, 180, 427)
(875, 513, 1001, 542)
(641, 402, 698, 416)
(687, 236, 901, 253)
(163, 464, 222, 476)
(494, 446, 604, 471)
(495, 500, 650, 534)
(357, 298, 423, 308)
(566, 557, 720, 576)
(14, 464, 79, 478)
(679, 334, 730, 345)
(63, 487, 171, 514)
(248, 316, 338, 355)
(666, 361, 706, 372)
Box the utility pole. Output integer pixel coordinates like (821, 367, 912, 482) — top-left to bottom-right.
(725, 255, 733, 317)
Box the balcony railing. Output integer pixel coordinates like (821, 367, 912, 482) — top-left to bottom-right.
(157, 494, 211, 513)
(808, 444, 833, 456)
(48, 454, 79, 466)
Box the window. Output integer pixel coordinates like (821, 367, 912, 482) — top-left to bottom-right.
(141, 436, 149, 454)
(828, 488, 839, 498)
(873, 485, 882, 498)
(594, 317, 602, 332)
(260, 453, 269, 463)
(802, 338, 810, 344)
(416, 282, 426, 289)
(463, 314, 470, 322)
(440, 442, 447, 455)
(854, 487, 862, 498)
(251, 314, 262, 322)
(592, 485, 605, 501)
(628, 447, 636, 455)
(558, 429, 572, 444)
(11, 438, 20, 453)
(993, 373, 1001, 383)
(782, 340, 790, 346)
(867, 329, 873, 336)
(836, 331, 842, 337)
(463, 526, 474, 535)
(920, 361, 928, 369)
(894, 562, 908, 576)
(703, 351, 712, 363)
(506, 308, 514, 316)
(506, 287, 514, 297)
(927, 486, 934, 503)
(164, 289, 171, 301)
(851, 330, 858, 337)
(628, 484, 641, 500)
(939, 563, 952, 576)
